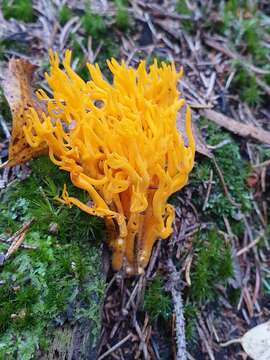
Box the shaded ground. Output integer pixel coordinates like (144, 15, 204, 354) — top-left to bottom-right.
(0, 1, 270, 359)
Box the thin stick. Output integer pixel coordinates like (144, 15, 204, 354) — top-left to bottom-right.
(196, 324, 215, 360)
(0, 161, 8, 169)
(98, 333, 132, 360)
(253, 159, 270, 168)
(212, 157, 239, 207)
(171, 286, 186, 360)
(219, 338, 242, 347)
(237, 233, 264, 256)
(4, 219, 34, 244)
(203, 169, 213, 211)
(0, 237, 37, 250)
(5, 233, 26, 260)
(204, 109, 270, 145)
(165, 259, 187, 360)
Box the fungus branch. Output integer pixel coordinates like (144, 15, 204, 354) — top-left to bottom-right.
(13, 50, 195, 274)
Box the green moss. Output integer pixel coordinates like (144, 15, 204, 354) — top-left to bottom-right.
(114, 0, 130, 31)
(176, 0, 190, 13)
(217, 1, 269, 68)
(58, 5, 73, 26)
(0, 87, 12, 125)
(184, 303, 197, 341)
(176, 0, 194, 33)
(263, 278, 270, 295)
(258, 146, 270, 162)
(2, 0, 35, 22)
(0, 38, 33, 59)
(262, 226, 270, 295)
(68, 34, 120, 82)
(190, 229, 233, 302)
(82, 9, 106, 38)
(68, 34, 90, 81)
(0, 156, 106, 358)
(95, 39, 120, 79)
(146, 55, 172, 68)
(144, 274, 172, 321)
(190, 119, 251, 225)
(233, 66, 262, 106)
(224, 0, 239, 14)
(1, 156, 104, 241)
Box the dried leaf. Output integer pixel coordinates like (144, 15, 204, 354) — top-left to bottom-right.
(242, 321, 270, 360)
(246, 171, 259, 188)
(203, 109, 270, 145)
(2, 59, 48, 167)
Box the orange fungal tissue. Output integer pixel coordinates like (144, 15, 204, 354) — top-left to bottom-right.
(23, 50, 195, 274)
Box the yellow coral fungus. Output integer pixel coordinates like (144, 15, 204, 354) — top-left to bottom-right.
(23, 50, 195, 274)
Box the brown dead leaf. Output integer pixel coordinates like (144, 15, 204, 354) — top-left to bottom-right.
(246, 171, 259, 189)
(1, 59, 48, 167)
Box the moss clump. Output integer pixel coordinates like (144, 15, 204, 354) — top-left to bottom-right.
(0, 156, 104, 240)
(68, 31, 120, 81)
(190, 229, 233, 302)
(144, 274, 172, 321)
(0, 38, 33, 60)
(114, 0, 130, 31)
(0, 87, 12, 125)
(58, 5, 73, 26)
(212, 0, 270, 96)
(2, 0, 35, 23)
(190, 119, 251, 230)
(146, 55, 172, 68)
(82, 9, 106, 37)
(176, 1, 194, 33)
(0, 156, 106, 359)
(184, 303, 197, 341)
(95, 39, 120, 80)
(67, 34, 89, 81)
(233, 65, 262, 107)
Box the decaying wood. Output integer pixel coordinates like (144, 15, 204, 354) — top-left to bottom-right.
(38, 320, 99, 360)
(203, 109, 270, 145)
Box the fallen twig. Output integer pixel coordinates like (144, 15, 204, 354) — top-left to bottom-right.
(203, 169, 213, 211)
(253, 159, 270, 168)
(98, 333, 133, 360)
(4, 218, 34, 244)
(0, 236, 37, 250)
(196, 318, 215, 360)
(5, 233, 26, 260)
(203, 109, 270, 145)
(0, 219, 34, 264)
(165, 258, 186, 360)
(237, 232, 264, 256)
(212, 157, 240, 208)
(204, 37, 270, 76)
